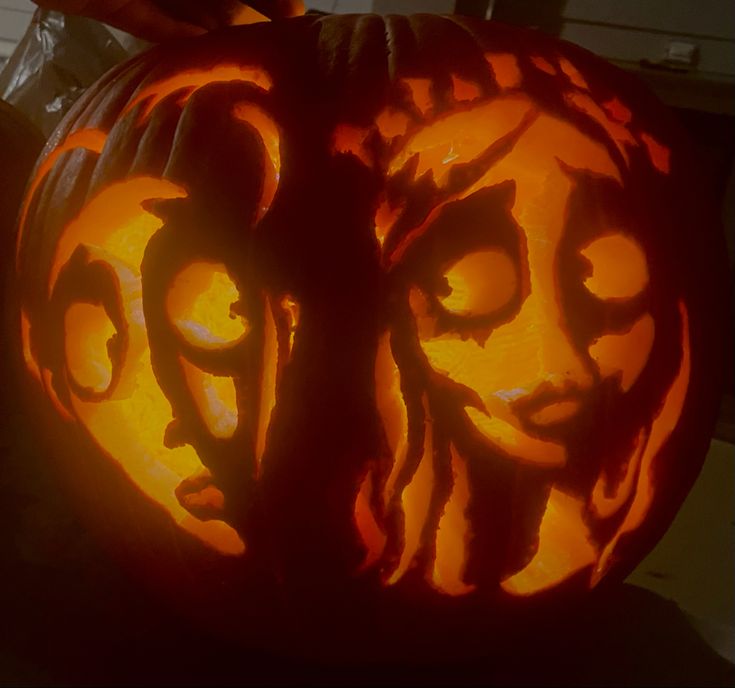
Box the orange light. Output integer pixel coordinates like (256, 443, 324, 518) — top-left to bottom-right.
(167, 262, 249, 349)
(332, 123, 373, 168)
(375, 107, 411, 140)
(484, 53, 521, 90)
(529, 400, 581, 426)
(530, 56, 556, 75)
(354, 470, 387, 570)
(590, 428, 647, 519)
(41, 368, 75, 422)
(602, 97, 632, 125)
(179, 515, 245, 555)
(70, 343, 245, 555)
(593, 301, 690, 584)
(440, 249, 517, 316)
(565, 92, 635, 166)
(30, 176, 245, 555)
(49, 177, 187, 297)
(64, 303, 116, 394)
(377, 90, 678, 594)
(580, 233, 648, 301)
(639, 132, 671, 174)
(501, 488, 597, 595)
(256, 297, 279, 472)
(374, 197, 403, 247)
(279, 294, 300, 357)
(387, 96, 535, 189)
(232, 102, 281, 218)
(404, 111, 622, 470)
(464, 408, 567, 467)
(180, 358, 239, 439)
(375, 334, 409, 493)
(16, 128, 107, 269)
(387, 396, 433, 585)
(402, 78, 434, 116)
(124, 66, 273, 122)
(19, 38, 692, 590)
(558, 56, 589, 90)
(228, 4, 270, 24)
(432, 444, 475, 596)
(589, 313, 655, 392)
(364, 334, 407, 570)
(20, 309, 41, 381)
(450, 74, 482, 102)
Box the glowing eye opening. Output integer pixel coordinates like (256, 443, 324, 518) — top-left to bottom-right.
(167, 262, 249, 349)
(580, 233, 648, 301)
(440, 249, 517, 316)
(64, 302, 116, 394)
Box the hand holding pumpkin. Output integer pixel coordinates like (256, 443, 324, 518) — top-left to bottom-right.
(32, 0, 304, 41)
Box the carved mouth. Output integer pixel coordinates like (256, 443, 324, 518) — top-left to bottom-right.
(464, 405, 567, 468)
(519, 395, 590, 443)
(528, 399, 581, 427)
(463, 387, 592, 467)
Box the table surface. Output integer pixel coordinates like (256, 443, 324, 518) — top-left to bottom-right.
(625, 436, 735, 664)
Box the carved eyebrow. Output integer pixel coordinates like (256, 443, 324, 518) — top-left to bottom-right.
(384, 109, 538, 265)
(556, 158, 622, 187)
(386, 99, 537, 189)
(123, 65, 273, 122)
(386, 181, 520, 274)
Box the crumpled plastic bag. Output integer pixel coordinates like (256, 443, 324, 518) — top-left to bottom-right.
(0, 9, 146, 137)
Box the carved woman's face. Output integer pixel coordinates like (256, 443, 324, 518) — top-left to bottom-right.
(18, 46, 693, 600)
(398, 101, 653, 469)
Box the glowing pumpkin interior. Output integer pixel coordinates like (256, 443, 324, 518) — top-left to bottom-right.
(15, 16, 708, 605)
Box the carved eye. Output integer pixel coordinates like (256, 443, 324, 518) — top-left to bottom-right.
(167, 262, 249, 349)
(579, 233, 648, 301)
(439, 249, 518, 317)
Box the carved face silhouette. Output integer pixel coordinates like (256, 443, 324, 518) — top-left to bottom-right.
(359, 93, 685, 594)
(398, 100, 653, 468)
(14, 17, 713, 606)
(15, 70, 292, 557)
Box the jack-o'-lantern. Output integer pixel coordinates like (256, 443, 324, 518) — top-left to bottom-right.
(10, 12, 727, 658)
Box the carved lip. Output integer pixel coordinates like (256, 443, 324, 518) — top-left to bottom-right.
(464, 404, 567, 468)
(512, 388, 589, 440)
(528, 399, 582, 427)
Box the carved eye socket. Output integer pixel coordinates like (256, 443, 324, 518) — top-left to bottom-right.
(167, 262, 249, 349)
(579, 233, 648, 301)
(439, 249, 518, 317)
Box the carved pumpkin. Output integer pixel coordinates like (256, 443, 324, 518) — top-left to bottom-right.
(12, 14, 726, 654)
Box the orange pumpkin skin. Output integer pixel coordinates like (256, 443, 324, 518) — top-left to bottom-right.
(12, 15, 727, 657)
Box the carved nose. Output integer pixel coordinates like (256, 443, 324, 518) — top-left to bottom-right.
(517, 334, 594, 430)
(485, 324, 594, 429)
(537, 324, 595, 391)
(496, 288, 595, 397)
(492, 299, 595, 433)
